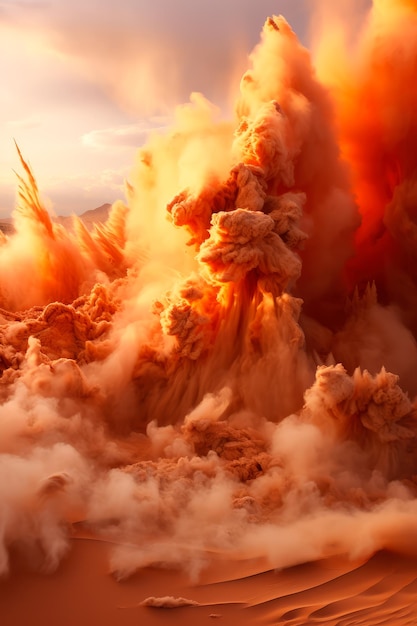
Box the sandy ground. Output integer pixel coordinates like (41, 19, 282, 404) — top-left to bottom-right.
(2, 536, 417, 626)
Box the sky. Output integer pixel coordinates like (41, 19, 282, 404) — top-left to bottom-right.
(0, 0, 317, 217)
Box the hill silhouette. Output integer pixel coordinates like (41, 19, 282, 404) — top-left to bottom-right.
(0, 203, 111, 235)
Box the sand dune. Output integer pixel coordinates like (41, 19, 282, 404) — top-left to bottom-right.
(3, 542, 417, 625)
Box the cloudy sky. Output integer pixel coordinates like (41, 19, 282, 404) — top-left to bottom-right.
(0, 1, 329, 216)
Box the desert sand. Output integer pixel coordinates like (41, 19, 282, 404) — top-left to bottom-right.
(3, 539, 417, 625)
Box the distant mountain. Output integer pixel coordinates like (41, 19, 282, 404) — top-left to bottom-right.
(0, 220, 14, 235)
(78, 203, 111, 226)
(55, 203, 112, 230)
(0, 203, 112, 236)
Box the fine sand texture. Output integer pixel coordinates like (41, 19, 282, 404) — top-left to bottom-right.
(2, 539, 417, 626)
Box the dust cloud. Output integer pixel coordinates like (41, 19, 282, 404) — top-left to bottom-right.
(2, 0, 417, 580)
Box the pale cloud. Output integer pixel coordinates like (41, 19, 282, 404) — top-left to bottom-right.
(82, 119, 170, 149)
(1, 0, 312, 115)
(0, 0, 321, 216)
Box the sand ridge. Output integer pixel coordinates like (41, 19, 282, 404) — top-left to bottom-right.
(2, 541, 417, 626)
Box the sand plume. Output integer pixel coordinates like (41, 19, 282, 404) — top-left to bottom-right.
(315, 0, 417, 327)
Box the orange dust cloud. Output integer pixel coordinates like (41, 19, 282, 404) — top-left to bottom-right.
(315, 0, 417, 323)
(2, 6, 417, 614)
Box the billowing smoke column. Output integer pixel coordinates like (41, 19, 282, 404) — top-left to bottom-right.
(2, 0, 417, 579)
